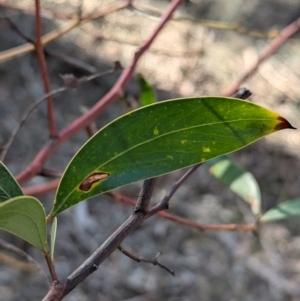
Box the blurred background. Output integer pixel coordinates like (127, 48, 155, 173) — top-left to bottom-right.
(0, 0, 300, 300)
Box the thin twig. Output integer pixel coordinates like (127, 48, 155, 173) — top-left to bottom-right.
(131, 2, 280, 39)
(47, 50, 98, 73)
(21, 177, 257, 233)
(0, 238, 50, 286)
(81, 24, 204, 58)
(0, 87, 64, 162)
(44, 251, 58, 283)
(109, 192, 257, 232)
(3, 14, 98, 73)
(118, 245, 174, 276)
(0, 70, 114, 162)
(223, 16, 300, 96)
(16, 0, 185, 185)
(23, 178, 60, 196)
(39, 167, 62, 178)
(0, 18, 80, 63)
(0, 2, 77, 20)
(0, 252, 36, 272)
(148, 164, 201, 217)
(0, 0, 129, 21)
(22, 182, 257, 232)
(0, 1, 129, 63)
(34, 0, 57, 138)
(1, 1, 282, 39)
(2, 13, 31, 41)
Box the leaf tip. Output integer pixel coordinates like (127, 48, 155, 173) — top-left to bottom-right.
(275, 116, 296, 131)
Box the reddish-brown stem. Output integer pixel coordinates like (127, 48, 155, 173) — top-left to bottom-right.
(223, 16, 300, 96)
(110, 192, 258, 232)
(23, 180, 257, 232)
(23, 179, 60, 196)
(34, 0, 57, 138)
(16, 0, 184, 184)
(44, 251, 58, 283)
(162, 212, 257, 231)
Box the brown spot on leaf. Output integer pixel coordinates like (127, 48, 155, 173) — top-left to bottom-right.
(275, 116, 296, 131)
(79, 172, 109, 192)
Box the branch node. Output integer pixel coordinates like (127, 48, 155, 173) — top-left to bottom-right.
(233, 87, 252, 100)
(118, 245, 174, 276)
(92, 264, 98, 270)
(134, 178, 157, 215)
(133, 206, 148, 215)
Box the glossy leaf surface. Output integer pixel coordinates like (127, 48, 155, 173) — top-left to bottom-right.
(208, 156, 261, 215)
(261, 199, 300, 222)
(137, 73, 156, 106)
(0, 161, 23, 202)
(0, 196, 47, 251)
(51, 97, 294, 216)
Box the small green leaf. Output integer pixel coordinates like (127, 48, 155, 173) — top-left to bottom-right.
(50, 217, 57, 260)
(137, 73, 156, 106)
(260, 199, 300, 222)
(0, 196, 47, 251)
(208, 156, 261, 215)
(50, 97, 294, 217)
(0, 161, 23, 202)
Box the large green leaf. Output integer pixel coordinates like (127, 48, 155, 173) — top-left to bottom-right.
(260, 199, 300, 223)
(50, 97, 294, 217)
(0, 161, 23, 202)
(137, 73, 156, 106)
(0, 196, 47, 251)
(207, 156, 261, 215)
